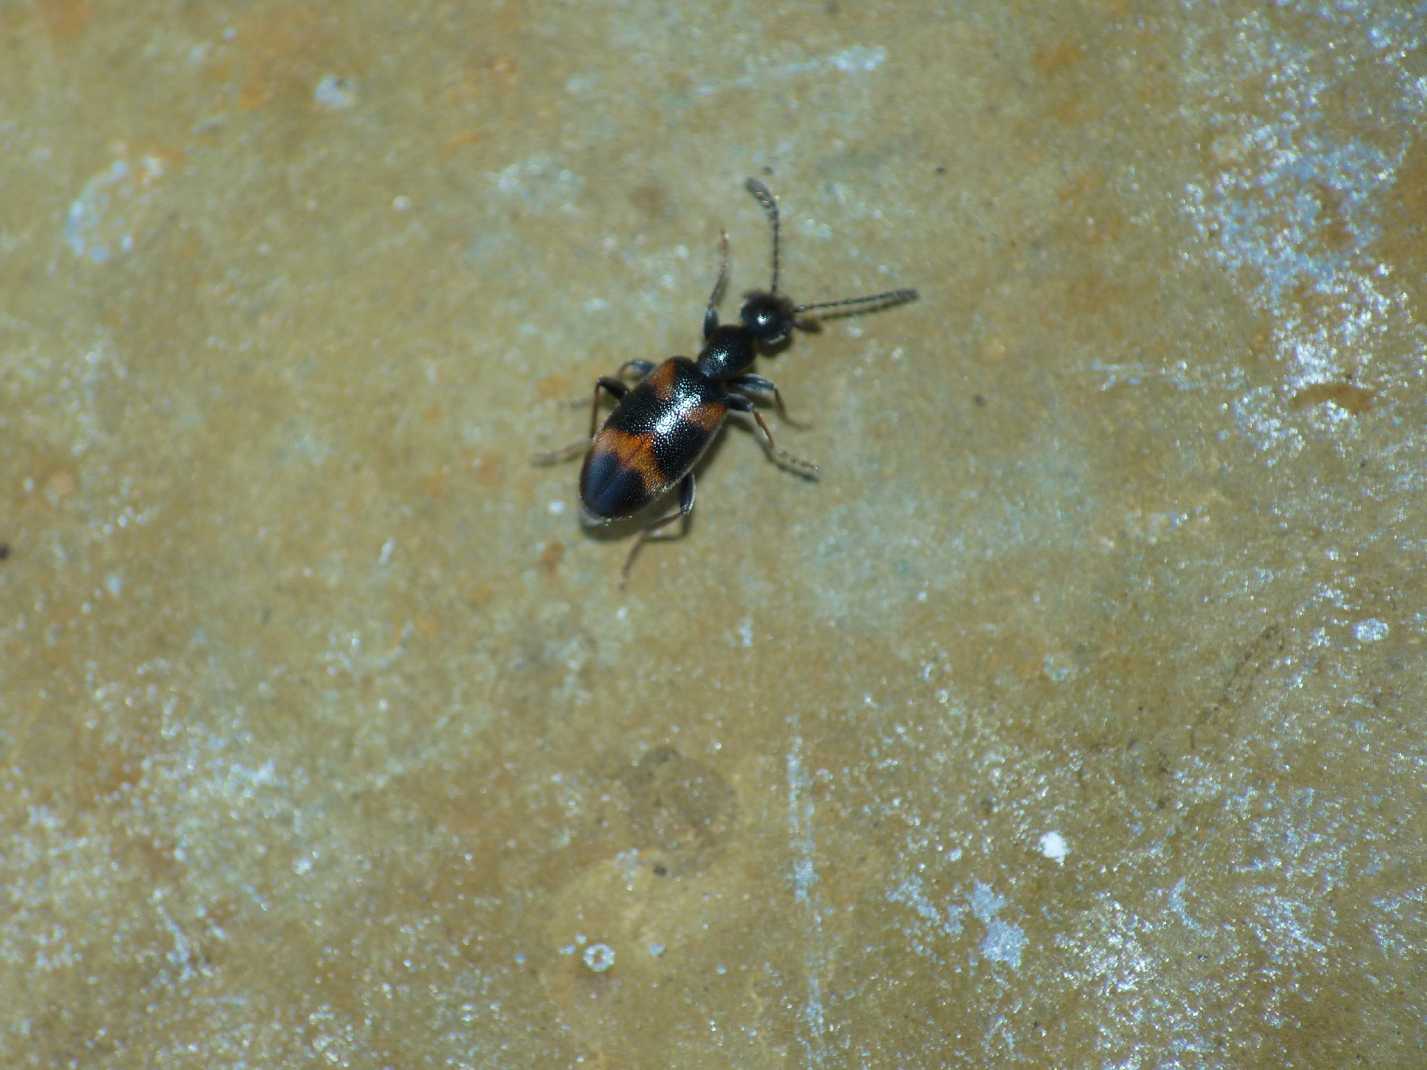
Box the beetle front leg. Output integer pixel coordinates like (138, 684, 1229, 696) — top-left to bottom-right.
(703, 230, 730, 339)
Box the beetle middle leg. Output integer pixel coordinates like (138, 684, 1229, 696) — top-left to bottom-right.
(727, 373, 809, 428)
(724, 391, 819, 476)
(621, 472, 695, 585)
(553, 359, 653, 412)
(614, 360, 655, 381)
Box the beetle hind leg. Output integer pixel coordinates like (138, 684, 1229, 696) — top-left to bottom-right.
(621, 473, 695, 586)
(532, 438, 591, 465)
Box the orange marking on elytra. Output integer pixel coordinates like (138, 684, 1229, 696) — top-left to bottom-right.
(646, 360, 679, 400)
(687, 401, 726, 431)
(596, 428, 665, 490)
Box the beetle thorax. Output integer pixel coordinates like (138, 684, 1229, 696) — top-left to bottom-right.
(695, 324, 756, 381)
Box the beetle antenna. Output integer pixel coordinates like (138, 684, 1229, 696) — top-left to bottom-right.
(794, 288, 919, 318)
(744, 178, 781, 295)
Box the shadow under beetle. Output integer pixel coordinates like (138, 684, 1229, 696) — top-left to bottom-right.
(536, 178, 918, 583)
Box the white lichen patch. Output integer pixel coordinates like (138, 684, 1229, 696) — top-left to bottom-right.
(1039, 830, 1069, 865)
(1179, 8, 1427, 461)
(65, 150, 172, 264)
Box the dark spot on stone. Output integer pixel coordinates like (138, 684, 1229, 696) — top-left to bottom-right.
(628, 182, 669, 222)
(619, 745, 736, 877)
(1289, 381, 1375, 415)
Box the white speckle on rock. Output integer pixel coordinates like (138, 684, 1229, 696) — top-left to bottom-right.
(313, 74, 358, 110)
(828, 45, 886, 73)
(1039, 830, 1069, 865)
(1353, 618, 1388, 642)
(1043, 653, 1075, 683)
(582, 942, 615, 973)
(970, 881, 1026, 969)
(65, 154, 169, 263)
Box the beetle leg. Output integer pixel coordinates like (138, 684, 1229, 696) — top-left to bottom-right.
(724, 392, 819, 476)
(555, 362, 649, 411)
(533, 376, 629, 464)
(615, 360, 655, 380)
(532, 439, 590, 465)
(621, 473, 695, 585)
(704, 230, 730, 339)
(726, 373, 809, 428)
(587, 376, 630, 436)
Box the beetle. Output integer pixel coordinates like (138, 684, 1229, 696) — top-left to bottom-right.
(537, 178, 917, 582)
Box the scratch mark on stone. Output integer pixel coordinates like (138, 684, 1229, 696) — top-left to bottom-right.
(694, 45, 886, 98)
(787, 721, 827, 1067)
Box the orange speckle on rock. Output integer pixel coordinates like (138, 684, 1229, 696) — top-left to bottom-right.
(1056, 168, 1106, 208)
(488, 55, 518, 87)
(37, 0, 92, 40)
(470, 451, 504, 487)
(1060, 269, 1125, 329)
(43, 467, 78, 506)
(239, 79, 274, 111)
(441, 130, 483, 158)
(423, 466, 451, 501)
(1051, 92, 1088, 125)
(538, 540, 565, 577)
(535, 373, 572, 402)
(234, 6, 327, 111)
(1031, 40, 1086, 77)
(978, 336, 1010, 364)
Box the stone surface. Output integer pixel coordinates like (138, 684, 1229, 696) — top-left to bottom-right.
(2, 2, 1424, 1066)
